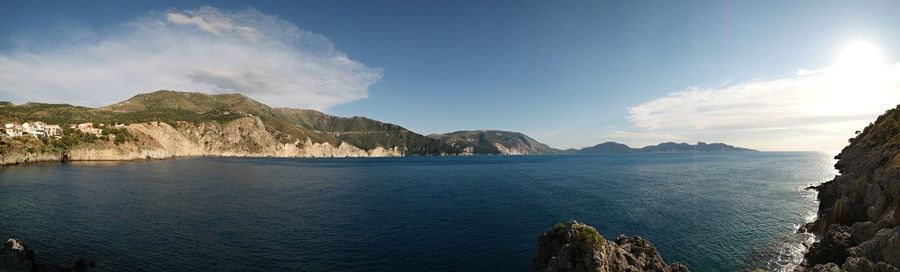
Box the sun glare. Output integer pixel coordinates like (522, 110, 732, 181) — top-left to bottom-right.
(835, 40, 886, 70)
(821, 39, 898, 118)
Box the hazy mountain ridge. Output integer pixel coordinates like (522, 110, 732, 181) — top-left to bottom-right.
(576, 141, 756, 153)
(428, 130, 558, 155)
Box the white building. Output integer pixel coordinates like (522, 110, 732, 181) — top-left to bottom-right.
(4, 123, 23, 137)
(44, 125, 63, 137)
(3, 122, 65, 138)
(22, 122, 46, 137)
(73, 122, 102, 135)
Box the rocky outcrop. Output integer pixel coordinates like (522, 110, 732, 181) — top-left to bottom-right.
(1, 238, 94, 272)
(1, 239, 34, 272)
(0, 152, 64, 165)
(799, 105, 900, 271)
(532, 221, 689, 272)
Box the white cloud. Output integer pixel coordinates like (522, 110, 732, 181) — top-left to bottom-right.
(627, 64, 900, 151)
(0, 6, 382, 109)
(603, 130, 687, 146)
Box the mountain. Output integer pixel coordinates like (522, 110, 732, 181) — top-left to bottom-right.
(638, 142, 756, 152)
(577, 142, 634, 153)
(575, 141, 756, 153)
(428, 130, 557, 155)
(101, 90, 456, 154)
(798, 105, 900, 271)
(0, 90, 467, 164)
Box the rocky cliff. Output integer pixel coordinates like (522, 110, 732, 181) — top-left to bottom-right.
(0, 90, 464, 164)
(429, 130, 557, 155)
(799, 105, 900, 271)
(532, 221, 689, 272)
(1, 90, 567, 164)
(1, 115, 407, 165)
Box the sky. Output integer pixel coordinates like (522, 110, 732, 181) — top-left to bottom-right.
(1, 0, 899, 152)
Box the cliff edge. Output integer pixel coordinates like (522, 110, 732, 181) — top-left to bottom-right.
(799, 105, 900, 271)
(532, 221, 689, 272)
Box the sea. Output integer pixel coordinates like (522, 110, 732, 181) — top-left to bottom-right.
(0, 152, 837, 271)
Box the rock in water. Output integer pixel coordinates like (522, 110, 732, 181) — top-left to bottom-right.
(532, 221, 689, 272)
(1, 239, 36, 272)
(1, 238, 95, 272)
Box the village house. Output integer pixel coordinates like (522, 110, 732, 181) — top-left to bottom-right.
(72, 122, 102, 135)
(43, 124, 63, 137)
(3, 121, 66, 138)
(4, 123, 23, 137)
(21, 122, 46, 137)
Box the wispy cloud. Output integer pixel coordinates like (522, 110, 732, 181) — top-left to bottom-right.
(626, 64, 900, 151)
(0, 6, 382, 109)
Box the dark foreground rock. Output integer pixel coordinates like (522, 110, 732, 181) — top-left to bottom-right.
(1, 238, 94, 272)
(532, 221, 689, 272)
(797, 105, 900, 271)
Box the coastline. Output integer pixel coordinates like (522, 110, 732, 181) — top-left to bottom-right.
(792, 106, 900, 271)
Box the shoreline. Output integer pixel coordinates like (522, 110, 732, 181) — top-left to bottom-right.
(0, 150, 801, 167)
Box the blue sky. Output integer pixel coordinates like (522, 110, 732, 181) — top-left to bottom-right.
(2, 1, 899, 151)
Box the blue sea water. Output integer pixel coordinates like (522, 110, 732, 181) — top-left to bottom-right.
(0, 152, 835, 271)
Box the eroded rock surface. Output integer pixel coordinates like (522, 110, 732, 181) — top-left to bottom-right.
(532, 221, 689, 272)
(798, 105, 900, 271)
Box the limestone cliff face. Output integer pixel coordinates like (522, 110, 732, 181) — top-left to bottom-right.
(3, 116, 404, 165)
(532, 221, 690, 272)
(116, 117, 403, 159)
(799, 105, 900, 271)
(0, 152, 64, 165)
(294, 139, 402, 158)
(493, 143, 530, 155)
